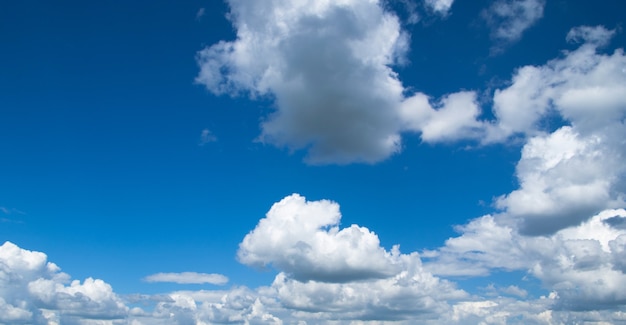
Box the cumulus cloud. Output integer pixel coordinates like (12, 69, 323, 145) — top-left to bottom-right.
(5, 203, 626, 323)
(485, 25, 626, 235)
(239, 193, 408, 282)
(425, 209, 626, 311)
(483, 0, 545, 49)
(144, 272, 228, 285)
(196, 0, 485, 164)
(486, 26, 626, 141)
(0, 241, 128, 324)
(400, 91, 485, 142)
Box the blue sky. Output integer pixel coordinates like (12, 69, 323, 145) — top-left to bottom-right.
(1, 0, 626, 323)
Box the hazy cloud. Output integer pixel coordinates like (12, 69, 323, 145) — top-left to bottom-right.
(144, 272, 228, 285)
(424, 0, 455, 15)
(199, 128, 217, 145)
(483, 0, 545, 50)
(196, 7, 205, 20)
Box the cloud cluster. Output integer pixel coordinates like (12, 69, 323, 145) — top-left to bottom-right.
(426, 209, 626, 311)
(237, 194, 466, 321)
(0, 241, 128, 324)
(4, 197, 626, 323)
(486, 25, 626, 235)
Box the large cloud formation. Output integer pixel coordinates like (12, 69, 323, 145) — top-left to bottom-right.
(4, 196, 626, 323)
(196, 0, 481, 164)
(425, 209, 626, 312)
(488, 26, 626, 235)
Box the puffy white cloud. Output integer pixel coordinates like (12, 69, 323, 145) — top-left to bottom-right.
(425, 209, 626, 311)
(4, 204, 626, 323)
(235, 194, 468, 322)
(0, 241, 128, 324)
(484, 25, 626, 235)
(496, 126, 623, 234)
(196, 0, 407, 164)
(239, 193, 408, 282)
(400, 91, 485, 142)
(270, 268, 465, 322)
(143, 272, 228, 285)
(196, 0, 487, 164)
(483, 0, 545, 47)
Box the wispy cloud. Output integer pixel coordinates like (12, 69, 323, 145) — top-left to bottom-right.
(198, 128, 217, 145)
(144, 272, 228, 285)
(195, 7, 205, 20)
(483, 0, 545, 52)
(424, 0, 455, 15)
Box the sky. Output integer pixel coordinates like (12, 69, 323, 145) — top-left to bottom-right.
(1, 0, 626, 323)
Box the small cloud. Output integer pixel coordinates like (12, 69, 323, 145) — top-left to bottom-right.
(483, 0, 545, 53)
(199, 128, 217, 145)
(143, 272, 228, 285)
(196, 7, 206, 20)
(566, 25, 615, 47)
(500, 285, 528, 298)
(424, 0, 455, 16)
(0, 207, 26, 223)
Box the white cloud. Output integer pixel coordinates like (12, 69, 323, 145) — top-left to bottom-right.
(425, 209, 626, 311)
(483, 0, 545, 47)
(400, 91, 485, 142)
(484, 26, 626, 234)
(424, 0, 454, 15)
(4, 204, 626, 324)
(0, 241, 128, 324)
(566, 25, 615, 47)
(496, 126, 622, 234)
(238, 193, 409, 282)
(487, 26, 626, 140)
(144, 272, 228, 285)
(196, 0, 407, 164)
(196, 0, 486, 164)
(234, 194, 467, 321)
(196, 7, 205, 20)
(199, 128, 217, 145)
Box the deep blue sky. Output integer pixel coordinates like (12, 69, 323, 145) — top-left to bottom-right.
(2, 0, 626, 323)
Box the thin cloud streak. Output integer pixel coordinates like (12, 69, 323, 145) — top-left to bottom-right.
(144, 272, 228, 285)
